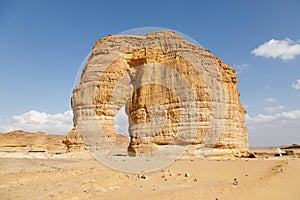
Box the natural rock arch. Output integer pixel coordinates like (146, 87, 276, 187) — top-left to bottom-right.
(71, 31, 248, 157)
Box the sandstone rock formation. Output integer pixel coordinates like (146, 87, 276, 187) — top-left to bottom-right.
(63, 128, 85, 152)
(63, 128, 129, 152)
(71, 30, 248, 157)
(0, 130, 66, 153)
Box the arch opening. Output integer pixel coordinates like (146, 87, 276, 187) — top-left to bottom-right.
(113, 105, 130, 151)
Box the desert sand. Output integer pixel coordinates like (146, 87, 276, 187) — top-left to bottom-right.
(1, 150, 299, 200)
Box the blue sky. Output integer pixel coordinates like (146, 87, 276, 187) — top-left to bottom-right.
(0, 0, 299, 146)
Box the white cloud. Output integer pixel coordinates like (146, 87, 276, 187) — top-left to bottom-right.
(0, 107, 129, 137)
(246, 109, 300, 123)
(251, 38, 300, 61)
(281, 110, 300, 119)
(233, 64, 248, 74)
(0, 110, 73, 134)
(264, 98, 275, 103)
(246, 109, 300, 146)
(246, 113, 279, 124)
(292, 79, 300, 90)
(265, 105, 285, 113)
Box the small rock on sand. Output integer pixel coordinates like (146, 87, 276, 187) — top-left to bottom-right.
(233, 178, 238, 185)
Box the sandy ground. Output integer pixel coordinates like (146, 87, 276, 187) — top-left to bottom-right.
(0, 151, 299, 200)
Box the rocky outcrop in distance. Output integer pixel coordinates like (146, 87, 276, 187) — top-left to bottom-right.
(0, 130, 129, 154)
(0, 130, 66, 153)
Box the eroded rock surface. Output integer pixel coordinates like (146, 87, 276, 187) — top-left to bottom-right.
(71, 30, 248, 157)
(63, 128, 85, 152)
(63, 128, 129, 152)
(0, 130, 65, 153)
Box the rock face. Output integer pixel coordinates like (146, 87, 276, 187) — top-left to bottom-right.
(71, 30, 248, 157)
(63, 128, 85, 152)
(62, 128, 129, 152)
(0, 130, 66, 153)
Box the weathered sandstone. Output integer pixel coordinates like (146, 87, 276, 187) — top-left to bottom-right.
(63, 128, 85, 152)
(0, 130, 65, 153)
(63, 128, 128, 152)
(71, 30, 248, 157)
